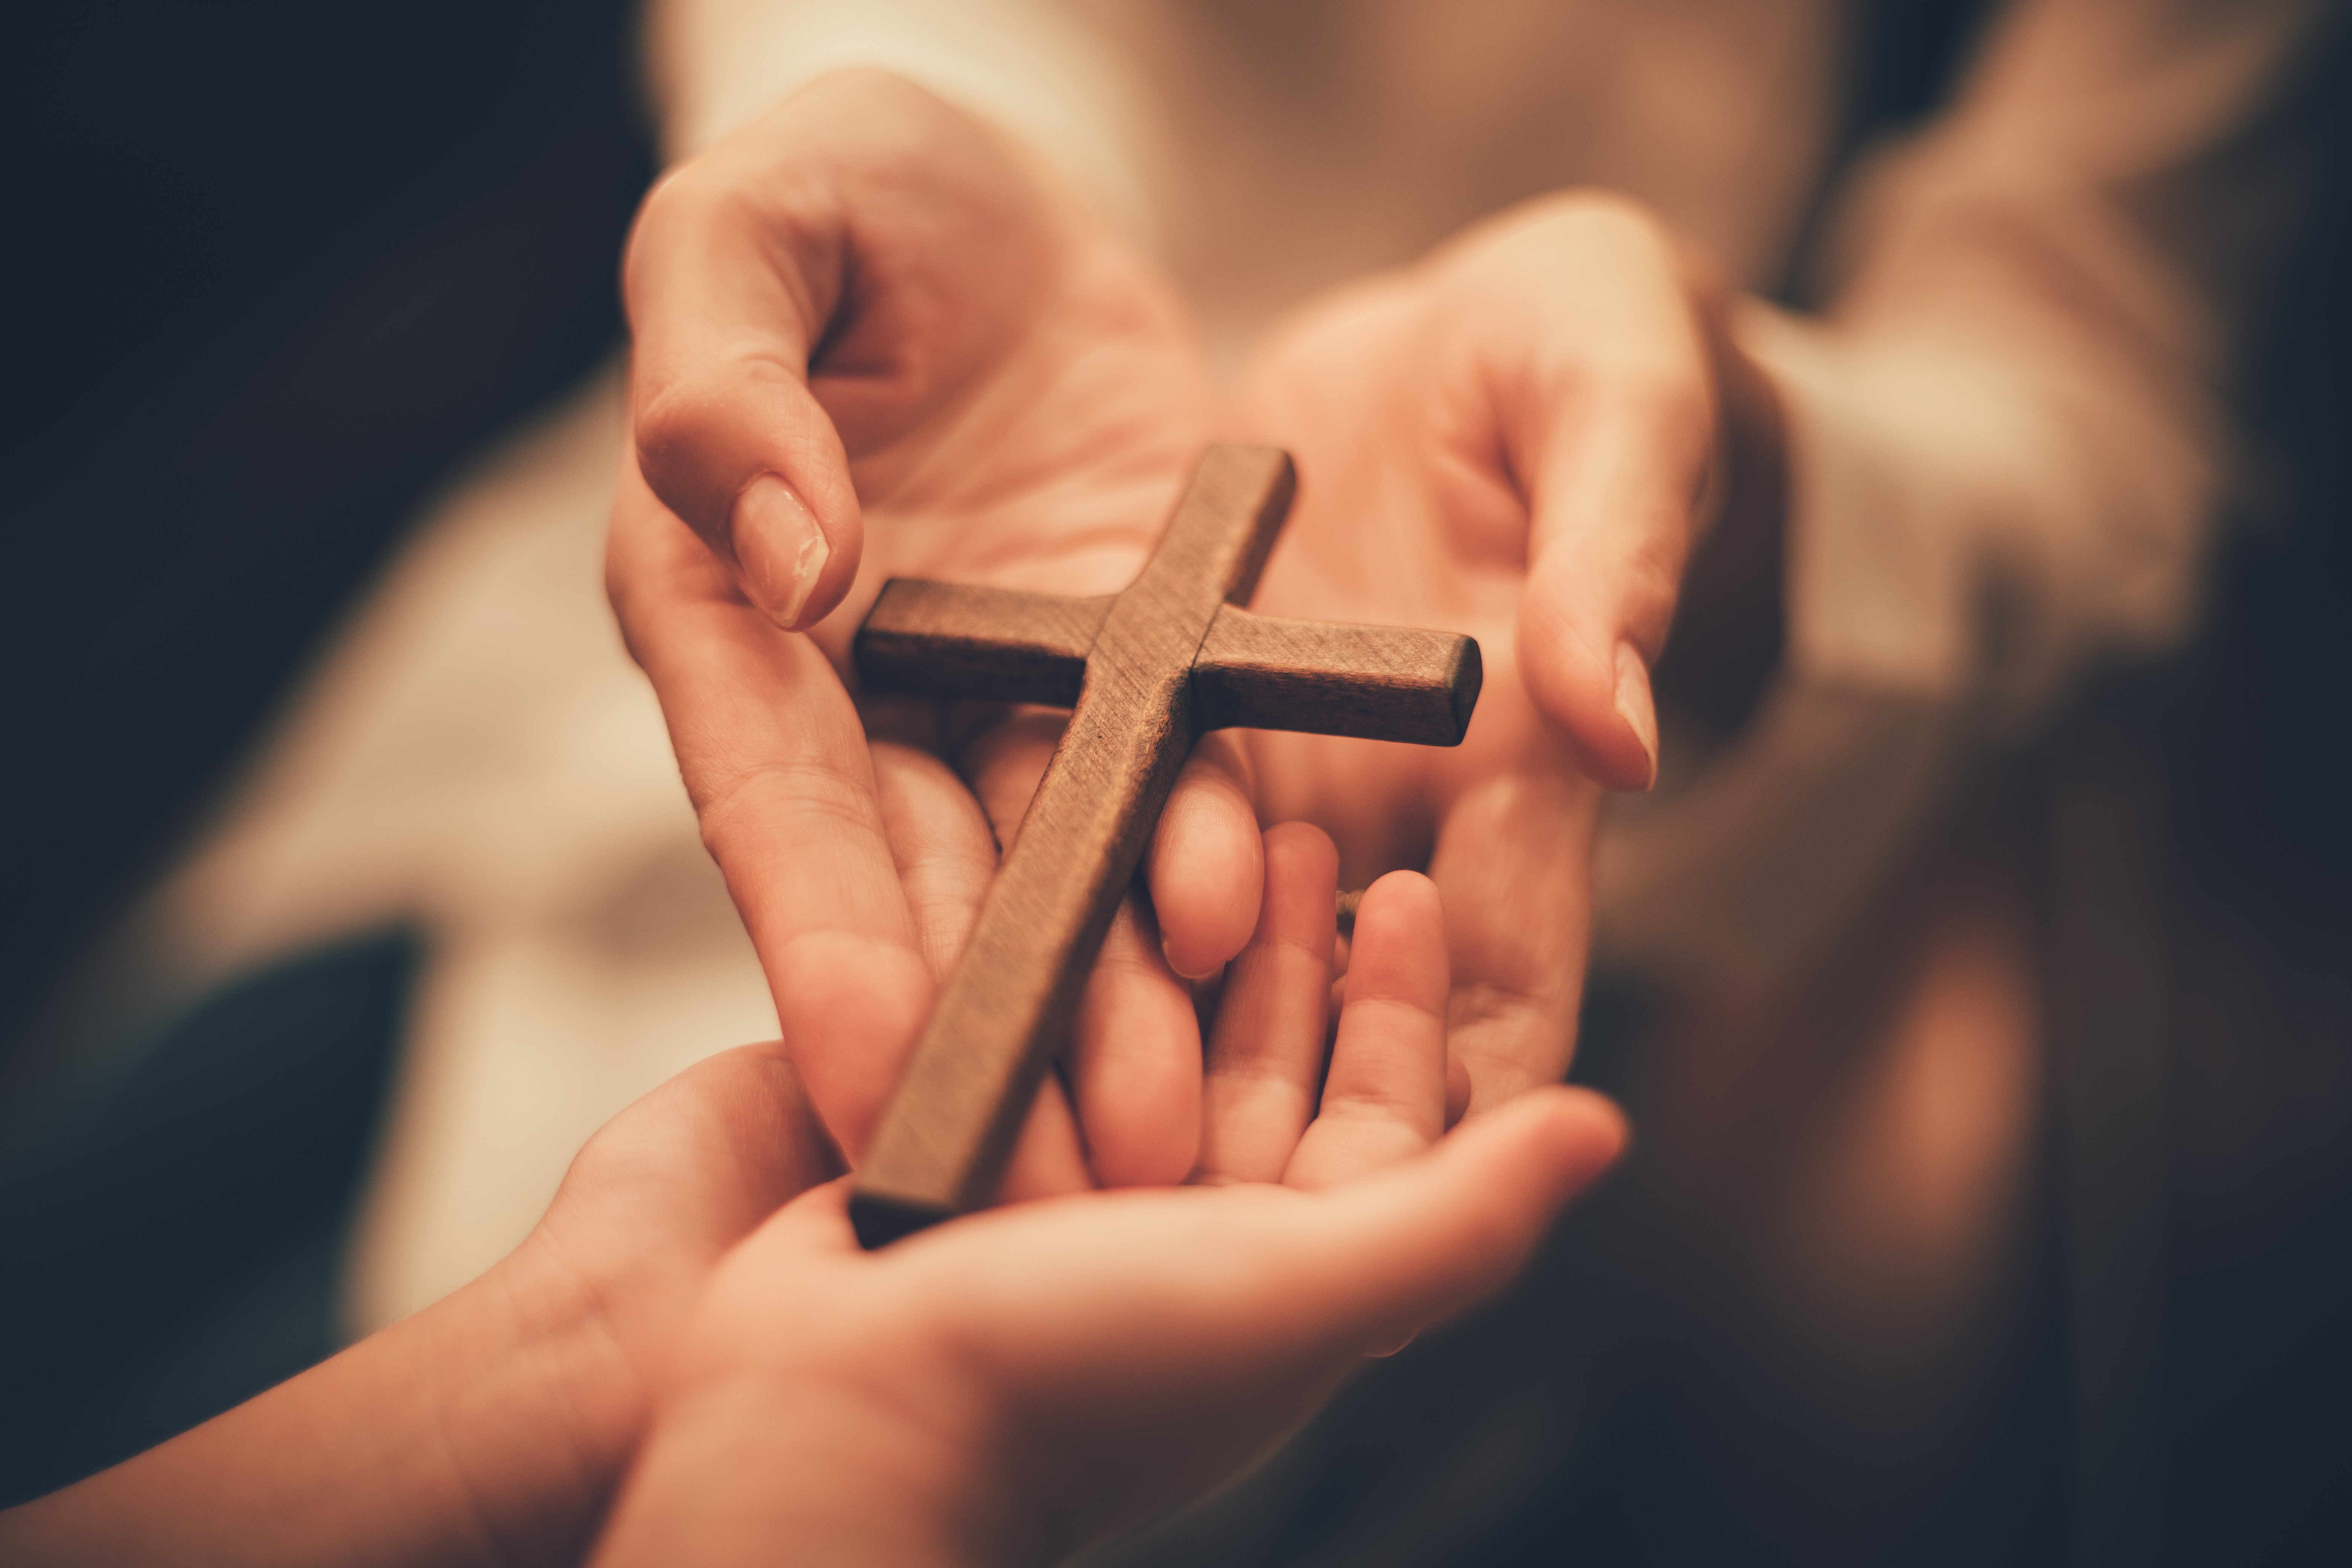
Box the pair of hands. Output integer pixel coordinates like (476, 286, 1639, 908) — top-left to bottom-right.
(609, 70, 1770, 1194)
(582, 832, 1624, 1566)
(584, 70, 1757, 1555)
(0, 824, 1623, 1567)
(5, 69, 1749, 1562)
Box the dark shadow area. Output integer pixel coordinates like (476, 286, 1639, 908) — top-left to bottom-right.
(0, 0, 649, 1511)
(0, 928, 422, 1505)
(2135, 9, 2352, 1551)
(0, 0, 653, 1063)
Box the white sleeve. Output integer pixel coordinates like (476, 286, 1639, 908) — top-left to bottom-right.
(639, 0, 1163, 242)
(1597, 0, 2328, 983)
(1747, 0, 2329, 720)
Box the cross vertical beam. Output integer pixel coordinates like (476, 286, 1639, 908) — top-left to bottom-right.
(847, 445, 1479, 1246)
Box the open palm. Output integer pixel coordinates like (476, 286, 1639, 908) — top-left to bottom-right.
(1219, 193, 1754, 1108)
(609, 72, 1221, 1197)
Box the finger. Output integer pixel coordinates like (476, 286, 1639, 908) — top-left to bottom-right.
(870, 740, 1105, 1198)
(623, 73, 1060, 630)
(640, 1040, 849, 1220)
(1444, 1053, 1473, 1129)
(1070, 889, 1202, 1188)
(995, 1072, 1096, 1204)
(545, 1040, 845, 1293)
(956, 708, 1067, 846)
(744, 1174, 867, 1264)
(625, 132, 861, 631)
(952, 1089, 1625, 1362)
(898, 1089, 1626, 1361)
(1146, 732, 1265, 979)
(869, 741, 1000, 984)
(1195, 823, 1339, 1185)
(608, 455, 932, 1163)
(962, 710, 1200, 1191)
(1283, 871, 1449, 1190)
(1434, 195, 1717, 791)
(1425, 759, 1602, 1115)
(938, 709, 1108, 1198)
(1295, 1087, 1629, 1354)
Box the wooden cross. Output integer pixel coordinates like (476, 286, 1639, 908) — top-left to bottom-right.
(848, 444, 1481, 1247)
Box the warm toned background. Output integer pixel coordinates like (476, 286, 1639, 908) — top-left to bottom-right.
(2, 4, 2348, 1563)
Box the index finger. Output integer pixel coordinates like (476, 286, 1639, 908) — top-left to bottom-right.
(1429, 195, 1720, 793)
(608, 452, 929, 1161)
(623, 72, 1065, 631)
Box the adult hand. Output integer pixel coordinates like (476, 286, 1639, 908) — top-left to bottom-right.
(610, 70, 1260, 1196)
(588, 826, 1628, 1568)
(1205, 192, 1785, 1112)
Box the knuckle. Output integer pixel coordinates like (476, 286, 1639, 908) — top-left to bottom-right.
(632, 378, 711, 472)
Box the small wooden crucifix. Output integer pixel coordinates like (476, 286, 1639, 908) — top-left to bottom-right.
(848, 444, 1481, 1247)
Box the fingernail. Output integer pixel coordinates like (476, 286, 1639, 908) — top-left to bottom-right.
(731, 473, 830, 628)
(1612, 641, 1659, 790)
(1161, 936, 1219, 983)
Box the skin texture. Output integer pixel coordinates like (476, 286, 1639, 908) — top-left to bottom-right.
(612, 71, 1225, 1194)
(588, 837, 1626, 1568)
(0, 836, 1626, 1568)
(0, 1028, 847, 1568)
(1208, 194, 1766, 1113)
(7, 75, 1760, 1565)
(612, 72, 1778, 1185)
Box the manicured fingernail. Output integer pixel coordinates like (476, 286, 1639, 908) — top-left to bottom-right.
(731, 473, 830, 628)
(1613, 641, 1659, 790)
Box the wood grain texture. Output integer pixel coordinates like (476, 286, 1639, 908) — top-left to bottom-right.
(847, 445, 1481, 1247)
(1194, 607, 1481, 744)
(855, 581, 1110, 707)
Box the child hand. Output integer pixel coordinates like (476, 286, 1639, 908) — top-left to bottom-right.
(0, 1037, 846, 1567)
(590, 825, 1627, 1567)
(0, 825, 1621, 1568)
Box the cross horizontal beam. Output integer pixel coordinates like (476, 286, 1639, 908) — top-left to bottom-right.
(844, 446, 1480, 1246)
(858, 588, 1480, 743)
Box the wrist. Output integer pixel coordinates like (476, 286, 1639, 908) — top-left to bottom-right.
(420, 1231, 659, 1563)
(597, 1368, 1036, 1568)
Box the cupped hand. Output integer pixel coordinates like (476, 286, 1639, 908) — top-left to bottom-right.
(589, 825, 1628, 1568)
(609, 69, 1255, 1196)
(1199, 191, 1784, 1112)
(415, 1033, 843, 1562)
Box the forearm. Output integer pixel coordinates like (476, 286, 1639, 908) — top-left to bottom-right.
(0, 1240, 642, 1568)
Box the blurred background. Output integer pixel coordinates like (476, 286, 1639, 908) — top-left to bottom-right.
(0, 0, 653, 1502)
(1, 2, 2347, 1563)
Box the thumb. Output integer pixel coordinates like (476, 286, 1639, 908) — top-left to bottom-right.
(624, 152, 864, 632)
(1309, 1086, 1630, 1353)
(620, 72, 1080, 634)
(1441, 194, 1721, 791)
